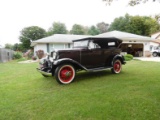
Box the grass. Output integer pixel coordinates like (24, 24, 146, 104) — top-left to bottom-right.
(0, 60, 160, 120)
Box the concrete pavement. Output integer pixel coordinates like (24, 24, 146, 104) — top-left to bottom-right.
(134, 57, 160, 62)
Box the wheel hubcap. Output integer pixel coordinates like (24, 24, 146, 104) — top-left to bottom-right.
(114, 61, 121, 73)
(59, 66, 74, 83)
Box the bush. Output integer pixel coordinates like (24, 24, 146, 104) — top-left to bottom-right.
(32, 56, 37, 60)
(124, 54, 133, 61)
(28, 51, 34, 59)
(36, 50, 44, 59)
(16, 57, 27, 62)
(13, 52, 23, 59)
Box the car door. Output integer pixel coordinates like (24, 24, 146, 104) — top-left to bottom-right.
(80, 41, 105, 68)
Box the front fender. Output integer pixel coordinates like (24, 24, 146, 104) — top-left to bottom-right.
(53, 58, 87, 70)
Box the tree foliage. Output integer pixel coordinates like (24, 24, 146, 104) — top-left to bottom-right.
(13, 43, 23, 51)
(103, 0, 158, 6)
(19, 26, 46, 50)
(87, 26, 100, 35)
(96, 22, 109, 33)
(70, 24, 86, 35)
(152, 14, 160, 23)
(109, 14, 160, 36)
(48, 22, 67, 36)
(5, 43, 13, 49)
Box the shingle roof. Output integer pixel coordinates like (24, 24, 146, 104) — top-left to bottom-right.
(31, 31, 156, 47)
(31, 34, 90, 46)
(152, 39, 160, 44)
(96, 30, 155, 41)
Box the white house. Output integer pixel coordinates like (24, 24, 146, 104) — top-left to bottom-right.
(31, 34, 90, 55)
(151, 31, 160, 45)
(149, 31, 160, 54)
(151, 31, 160, 40)
(31, 31, 156, 57)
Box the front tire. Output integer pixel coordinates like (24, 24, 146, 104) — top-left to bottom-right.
(111, 59, 122, 74)
(55, 64, 75, 84)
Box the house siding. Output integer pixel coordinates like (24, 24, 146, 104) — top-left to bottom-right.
(49, 43, 73, 52)
(34, 43, 73, 56)
(34, 44, 47, 55)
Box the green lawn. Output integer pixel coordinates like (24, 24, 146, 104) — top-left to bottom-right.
(0, 60, 160, 120)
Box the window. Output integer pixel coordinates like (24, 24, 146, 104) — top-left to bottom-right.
(89, 41, 100, 49)
(73, 40, 88, 47)
(108, 42, 115, 46)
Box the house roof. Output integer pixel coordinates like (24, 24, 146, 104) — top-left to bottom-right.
(31, 34, 90, 46)
(95, 30, 155, 41)
(31, 31, 156, 47)
(73, 37, 122, 42)
(152, 39, 160, 44)
(151, 31, 160, 39)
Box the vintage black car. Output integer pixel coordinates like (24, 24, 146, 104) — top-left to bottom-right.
(37, 37, 126, 84)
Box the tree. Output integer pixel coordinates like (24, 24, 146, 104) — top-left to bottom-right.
(109, 14, 160, 36)
(103, 0, 159, 6)
(13, 43, 23, 51)
(108, 14, 131, 32)
(19, 26, 46, 50)
(152, 14, 160, 23)
(87, 26, 100, 35)
(47, 22, 68, 36)
(5, 43, 13, 49)
(70, 24, 85, 35)
(96, 22, 109, 33)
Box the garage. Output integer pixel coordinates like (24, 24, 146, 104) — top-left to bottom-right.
(120, 43, 143, 57)
(96, 30, 156, 57)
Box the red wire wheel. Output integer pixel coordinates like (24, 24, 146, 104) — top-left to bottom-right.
(111, 59, 122, 74)
(55, 64, 75, 84)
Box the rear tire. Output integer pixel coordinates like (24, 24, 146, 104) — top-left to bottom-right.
(111, 59, 122, 74)
(55, 64, 75, 84)
(152, 52, 157, 57)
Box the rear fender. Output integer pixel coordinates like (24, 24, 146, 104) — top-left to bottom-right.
(112, 54, 126, 66)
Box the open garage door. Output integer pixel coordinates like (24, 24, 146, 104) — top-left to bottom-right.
(120, 43, 143, 57)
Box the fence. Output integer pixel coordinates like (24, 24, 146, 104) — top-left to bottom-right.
(0, 48, 14, 63)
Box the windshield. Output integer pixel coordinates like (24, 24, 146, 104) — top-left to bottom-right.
(73, 40, 89, 48)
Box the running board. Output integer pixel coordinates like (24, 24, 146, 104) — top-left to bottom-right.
(87, 67, 113, 72)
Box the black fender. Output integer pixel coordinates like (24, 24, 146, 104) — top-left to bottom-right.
(112, 54, 126, 66)
(52, 58, 87, 74)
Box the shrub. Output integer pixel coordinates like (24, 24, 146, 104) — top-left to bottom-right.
(16, 57, 27, 62)
(13, 52, 23, 59)
(32, 56, 37, 60)
(36, 50, 44, 59)
(28, 51, 34, 59)
(124, 54, 133, 61)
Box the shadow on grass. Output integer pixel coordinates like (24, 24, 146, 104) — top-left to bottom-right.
(36, 69, 127, 86)
(74, 70, 127, 83)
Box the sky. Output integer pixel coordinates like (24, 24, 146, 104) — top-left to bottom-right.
(0, 0, 160, 46)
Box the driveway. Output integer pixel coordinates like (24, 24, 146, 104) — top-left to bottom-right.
(134, 57, 160, 62)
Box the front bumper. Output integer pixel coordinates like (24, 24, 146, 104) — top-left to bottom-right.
(37, 68, 52, 77)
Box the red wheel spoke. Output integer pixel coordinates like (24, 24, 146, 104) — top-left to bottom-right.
(114, 61, 121, 73)
(59, 66, 74, 83)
